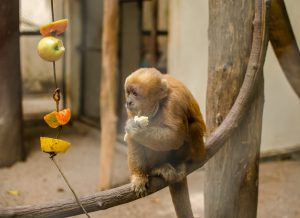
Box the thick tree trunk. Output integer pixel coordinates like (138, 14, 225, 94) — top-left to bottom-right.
(204, 0, 265, 217)
(0, 0, 24, 167)
(99, 0, 119, 190)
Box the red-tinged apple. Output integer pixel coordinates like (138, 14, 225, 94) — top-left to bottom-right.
(37, 36, 65, 62)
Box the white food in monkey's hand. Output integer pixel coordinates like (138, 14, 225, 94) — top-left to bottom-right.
(124, 116, 149, 142)
(134, 116, 149, 127)
(124, 132, 128, 142)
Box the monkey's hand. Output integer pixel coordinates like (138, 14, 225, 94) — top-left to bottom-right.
(125, 116, 149, 136)
(134, 116, 149, 127)
(131, 174, 149, 197)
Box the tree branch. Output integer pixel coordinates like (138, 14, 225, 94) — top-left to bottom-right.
(269, 0, 300, 98)
(0, 0, 270, 217)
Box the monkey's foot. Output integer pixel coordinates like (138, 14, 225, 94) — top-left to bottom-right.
(151, 163, 186, 183)
(131, 174, 148, 197)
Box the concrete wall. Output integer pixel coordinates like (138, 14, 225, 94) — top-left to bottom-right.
(168, 1, 300, 151)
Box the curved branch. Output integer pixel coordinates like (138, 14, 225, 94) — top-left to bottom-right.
(0, 0, 270, 217)
(269, 0, 300, 98)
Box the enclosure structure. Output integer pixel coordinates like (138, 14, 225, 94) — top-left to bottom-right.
(0, 0, 24, 167)
(0, 0, 300, 217)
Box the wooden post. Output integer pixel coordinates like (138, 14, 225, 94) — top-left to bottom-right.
(99, 0, 119, 190)
(149, 0, 158, 66)
(204, 0, 266, 217)
(0, 0, 24, 167)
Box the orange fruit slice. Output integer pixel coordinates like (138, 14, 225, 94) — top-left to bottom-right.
(44, 108, 71, 128)
(40, 19, 68, 37)
(56, 108, 71, 125)
(40, 137, 71, 153)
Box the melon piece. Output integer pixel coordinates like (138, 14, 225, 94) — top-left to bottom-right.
(40, 137, 71, 153)
(40, 19, 68, 37)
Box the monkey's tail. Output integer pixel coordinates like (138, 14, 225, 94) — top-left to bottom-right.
(169, 177, 194, 218)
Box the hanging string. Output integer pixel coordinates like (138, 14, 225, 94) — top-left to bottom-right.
(50, 155, 91, 218)
(48, 1, 91, 217)
(51, 0, 55, 22)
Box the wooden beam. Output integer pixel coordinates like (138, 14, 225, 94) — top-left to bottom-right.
(0, 0, 25, 167)
(98, 0, 119, 190)
(269, 0, 300, 99)
(204, 0, 269, 217)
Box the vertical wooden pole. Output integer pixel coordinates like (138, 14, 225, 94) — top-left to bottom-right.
(204, 0, 265, 217)
(0, 0, 24, 167)
(99, 0, 119, 190)
(149, 0, 158, 66)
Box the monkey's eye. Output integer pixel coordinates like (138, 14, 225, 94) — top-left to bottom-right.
(132, 90, 138, 96)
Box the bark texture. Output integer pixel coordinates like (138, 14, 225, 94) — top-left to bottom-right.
(99, 0, 119, 190)
(204, 0, 268, 217)
(0, 0, 24, 167)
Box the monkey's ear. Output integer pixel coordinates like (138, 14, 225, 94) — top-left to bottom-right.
(160, 79, 168, 98)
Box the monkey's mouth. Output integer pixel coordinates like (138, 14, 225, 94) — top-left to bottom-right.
(125, 103, 138, 114)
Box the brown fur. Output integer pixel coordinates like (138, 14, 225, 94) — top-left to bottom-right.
(124, 68, 205, 217)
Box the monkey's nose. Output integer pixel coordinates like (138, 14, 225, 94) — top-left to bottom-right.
(126, 100, 133, 107)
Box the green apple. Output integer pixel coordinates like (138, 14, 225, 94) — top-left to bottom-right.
(37, 36, 65, 62)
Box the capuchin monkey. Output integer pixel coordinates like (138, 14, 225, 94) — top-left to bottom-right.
(124, 68, 206, 218)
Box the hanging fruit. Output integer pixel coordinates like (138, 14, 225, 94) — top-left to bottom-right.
(40, 19, 68, 36)
(37, 36, 65, 62)
(44, 108, 71, 128)
(38, 17, 71, 154)
(40, 137, 71, 153)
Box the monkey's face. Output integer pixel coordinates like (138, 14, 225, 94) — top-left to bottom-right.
(125, 83, 159, 116)
(125, 84, 140, 114)
(125, 84, 148, 115)
(124, 68, 169, 117)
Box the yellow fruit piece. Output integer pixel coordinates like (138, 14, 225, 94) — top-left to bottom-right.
(40, 19, 68, 37)
(44, 108, 71, 128)
(7, 190, 20, 196)
(44, 111, 60, 128)
(40, 137, 71, 153)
